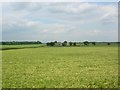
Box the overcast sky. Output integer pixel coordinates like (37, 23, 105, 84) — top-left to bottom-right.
(2, 2, 118, 42)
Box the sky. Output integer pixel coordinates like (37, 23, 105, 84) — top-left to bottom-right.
(1, 2, 118, 42)
(0, 0, 120, 2)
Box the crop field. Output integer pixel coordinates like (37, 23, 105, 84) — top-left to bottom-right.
(2, 45, 118, 88)
(0, 44, 46, 50)
(0, 50, 1, 89)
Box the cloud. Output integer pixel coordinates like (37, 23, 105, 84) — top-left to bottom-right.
(2, 2, 118, 42)
(0, 3, 2, 41)
(47, 3, 117, 24)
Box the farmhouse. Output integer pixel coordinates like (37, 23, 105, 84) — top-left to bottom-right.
(55, 42, 62, 46)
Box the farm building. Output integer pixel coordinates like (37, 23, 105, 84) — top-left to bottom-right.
(55, 42, 62, 46)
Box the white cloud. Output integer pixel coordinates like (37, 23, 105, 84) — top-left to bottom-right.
(0, 3, 2, 41)
(0, 0, 119, 2)
(2, 2, 118, 42)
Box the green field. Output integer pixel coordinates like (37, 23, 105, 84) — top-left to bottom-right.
(0, 44, 46, 50)
(2, 45, 118, 88)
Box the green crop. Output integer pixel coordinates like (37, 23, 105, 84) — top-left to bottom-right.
(2, 46, 118, 88)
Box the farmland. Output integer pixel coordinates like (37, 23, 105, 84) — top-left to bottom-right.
(0, 44, 46, 50)
(2, 45, 118, 88)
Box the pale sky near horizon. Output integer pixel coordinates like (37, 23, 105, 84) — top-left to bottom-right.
(1, 2, 118, 42)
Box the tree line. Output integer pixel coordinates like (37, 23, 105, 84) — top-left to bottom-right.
(1, 41, 116, 46)
(46, 41, 116, 47)
(46, 41, 97, 46)
(1, 41, 42, 45)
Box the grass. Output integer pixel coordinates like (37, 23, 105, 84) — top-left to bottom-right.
(0, 50, 1, 89)
(2, 46, 118, 88)
(0, 44, 46, 50)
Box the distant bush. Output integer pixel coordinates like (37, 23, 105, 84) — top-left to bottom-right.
(62, 41, 67, 46)
(2, 41, 42, 45)
(69, 42, 73, 46)
(91, 42, 96, 45)
(107, 43, 111, 45)
(83, 41, 89, 46)
(73, 42, 76, 46)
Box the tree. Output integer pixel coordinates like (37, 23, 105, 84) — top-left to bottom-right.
(46, 42, 50, 46)
(46, 42, 55, 46)
(62, 43, 66, 46)
(69, 42, 73, 46)
(107, 43, 111, 45)
(2, 41, 43, 45)
(50, 42, 55, 46)
(91, 42, 96, 45)
(54, 41, 57, 43)
(64, 41, 67, 43)
(83, 41, 89, 46)
(62, 41, 67, 46)
(73, 42, 76, 46)
(37, 41, 42, 44)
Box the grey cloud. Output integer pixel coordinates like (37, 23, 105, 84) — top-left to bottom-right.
(4, 2, 43, 11)
(5, 2, 117, 24)
(2, 2, 118, 42)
